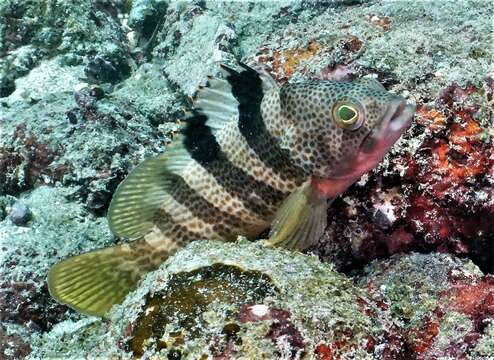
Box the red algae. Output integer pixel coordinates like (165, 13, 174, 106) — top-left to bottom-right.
(314, 342, 334, 360)
(407, 318, 440, 354)
(237, 305, 305, 358)
(443, 276, 494, 328)
(406, 274, 494, 358)
(313, 336, 360, 360)
(0, 124, 64, 195)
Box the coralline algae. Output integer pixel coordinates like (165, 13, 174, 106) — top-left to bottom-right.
(1, 0, 493, 359)
(30, 240, 386, 359)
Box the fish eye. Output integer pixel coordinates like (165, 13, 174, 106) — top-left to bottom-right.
(332, 102, 363, 130)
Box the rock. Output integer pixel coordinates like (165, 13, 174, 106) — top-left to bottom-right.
(30, 243, 494, 359)
(0, 0, 493, 358)
(9, 201, 31, 226)
(0, 187, 113, 359)
(0, 324, 31, 359)
(84, 44, 131, 84)
(357, 252, 494, 359)
(128, 0, 169, 46)
(30, 240, 392, 359)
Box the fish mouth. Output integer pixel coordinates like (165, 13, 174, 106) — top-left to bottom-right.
(328, 96, 415, 181)
(360, 97, 415, 155)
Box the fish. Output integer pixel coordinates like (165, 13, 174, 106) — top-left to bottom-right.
(48, 63, 415, 316)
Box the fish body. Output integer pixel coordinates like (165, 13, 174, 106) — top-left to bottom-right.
(48, 64, 415, 316)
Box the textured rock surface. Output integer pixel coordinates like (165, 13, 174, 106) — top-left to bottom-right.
(32, 240, 386, 359)
(28, 242, 494, 359)
(0, 0, 492, 359)
(358, 253, 494, 359)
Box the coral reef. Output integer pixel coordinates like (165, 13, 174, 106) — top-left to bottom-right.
(28, 240, 390, 359)
(0, 0, 492, 358)
(358, 253, 494, 359)
(28, 242, 494, 359)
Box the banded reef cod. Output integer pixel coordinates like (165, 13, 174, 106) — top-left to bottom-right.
(48, 63, 415, 316)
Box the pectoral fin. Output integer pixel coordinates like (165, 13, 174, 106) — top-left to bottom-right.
(265, 180, 329, 250)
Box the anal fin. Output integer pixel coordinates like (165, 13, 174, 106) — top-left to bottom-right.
(48, 237, 168, 317)
(265, 180, 329, 250)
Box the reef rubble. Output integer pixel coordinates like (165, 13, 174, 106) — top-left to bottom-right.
(0, 0, 493, 359)
(27, 240, 494, 359)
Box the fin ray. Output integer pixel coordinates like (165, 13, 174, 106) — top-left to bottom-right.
(108, 153, 178, 238)
(48, 239, 166, 316)
(266, 180, 328, 250)
(193, 76, 239, 134)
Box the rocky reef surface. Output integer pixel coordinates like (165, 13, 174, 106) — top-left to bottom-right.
(0, 0, 492, 359)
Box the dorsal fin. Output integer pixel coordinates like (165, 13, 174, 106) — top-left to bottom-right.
(108, 63, 276, 239)
(220, 63, 278, 93)
(193, 76, 239, 134)
(191, 63, 277, 136)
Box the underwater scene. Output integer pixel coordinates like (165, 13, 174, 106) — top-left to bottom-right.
(0, 0, 493, 359)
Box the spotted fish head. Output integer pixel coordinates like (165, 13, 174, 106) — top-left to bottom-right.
(279, 78, 415, 182)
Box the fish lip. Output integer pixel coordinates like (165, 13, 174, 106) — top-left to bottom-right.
(359, 97, 415, 153)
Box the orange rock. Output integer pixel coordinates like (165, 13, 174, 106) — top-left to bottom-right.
(272, 41, 321, 78)
(315, 343, 334, 360)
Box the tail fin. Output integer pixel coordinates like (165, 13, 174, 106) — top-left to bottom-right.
(48, 238, 167, 317)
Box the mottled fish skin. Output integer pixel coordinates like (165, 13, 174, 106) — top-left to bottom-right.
(158, 69, 410, 243)
(169, 68, 307, 241)
(48, 64, 415, 316)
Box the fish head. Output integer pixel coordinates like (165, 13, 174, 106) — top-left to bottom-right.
(279, 78, 415, 192)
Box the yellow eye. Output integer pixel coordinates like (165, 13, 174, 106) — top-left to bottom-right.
(333, 103, 362, 130)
